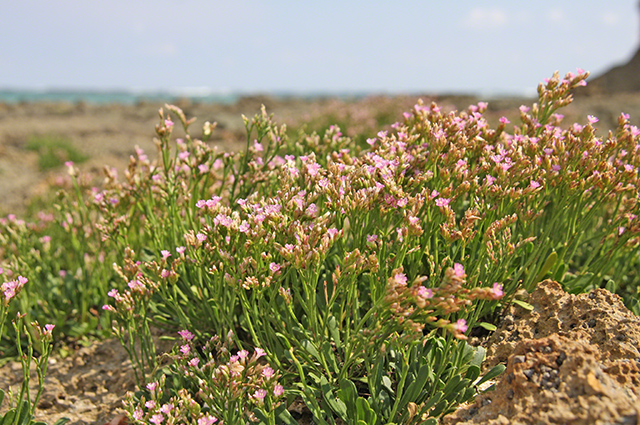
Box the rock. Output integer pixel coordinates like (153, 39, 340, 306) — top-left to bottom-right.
(444, 280, 640, 425)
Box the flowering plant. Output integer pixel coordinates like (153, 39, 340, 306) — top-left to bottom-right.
(3, 68, 640, 424)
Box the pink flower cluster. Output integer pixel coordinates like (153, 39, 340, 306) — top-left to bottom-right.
(1, 275, 27, 304)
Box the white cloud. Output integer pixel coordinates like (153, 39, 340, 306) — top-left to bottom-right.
(462, 7, 508, 30)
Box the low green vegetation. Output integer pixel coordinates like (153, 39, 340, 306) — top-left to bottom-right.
(25, 134, 88, 171)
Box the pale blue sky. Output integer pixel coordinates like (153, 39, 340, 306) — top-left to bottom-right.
(1, 1, 638, 95)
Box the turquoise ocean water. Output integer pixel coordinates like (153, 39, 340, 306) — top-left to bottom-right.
(0, 89, 240, 105)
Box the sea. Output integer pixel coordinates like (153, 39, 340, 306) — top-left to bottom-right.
(0, 88, 387, 106)
(0, 88, 242, 105)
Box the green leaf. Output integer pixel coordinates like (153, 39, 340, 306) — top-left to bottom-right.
(422, 391, 443, 412)
(464, 365, 481, 382)
(338, 379, 358, 413)
(382, 375, 395, 396)
(605, 279, 617, 293)
(302, 339, 321, 362)
(441, 374, 462, 397)
(430, 398, 449, 417)
(399, 363, 431, 407)
(478, 322, 497, 331)
(1, 409, 16, 425)
(554, 262, 568, 282)
(321, 375, 348, 419)
(535, 250, 557, 282)
(0, 390, 4, 408)
(512, 299, 534, 311)
(327, 315, 341, 346)
(460, 386, 477, 404)
(563, 272, 595, 294)
(355, 397, 377, 423)
(628, 296, 640, 316)
(252, 408, 269, 424)
(368, 360, 384, 410)
(471, 345, 486, 368)
(274, 404, 299, 425)
(475, 363, 506, 387)
(322, 341, 339, 375)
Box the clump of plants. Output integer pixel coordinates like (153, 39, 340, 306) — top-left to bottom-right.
(25, 134, 88, 171)
(2, 69, 640, 424)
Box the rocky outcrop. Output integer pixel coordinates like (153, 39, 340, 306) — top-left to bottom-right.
(445, 280, 640, 424)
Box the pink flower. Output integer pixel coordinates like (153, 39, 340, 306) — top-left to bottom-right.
(239, 221, 250, 233)
(393, 273, 408, 286)
(484, 175, 496, 186)
(587, 115, 599, 124)
(530, 180, 541, 189)
(164, 119, 174, 129)
(176, 246, 186, 254)
(499, 116, 510, 125)
(145, 400, 156, 409)
(198, 163, 210, 174)
(269, 262, 281, 273)
(196, 233, 207, 243)
(128, 279, 145, 291)
(366, 234, 378, 243)
(150, 413, 164, 425)
(188, 357, 200, 368)
(159, 404, 174, 415)
(418, 286, 433, 299)
(453, 263, 465, 279)
(43, 324, 55, 336)
(327, 228, 338, 238)
(435, 198, 450, 208)
(161, 250, 171, 259)
(273, 384, 284, 397)
(133, 409, 143, 421)
(255, 347, 266, 358)
(306, 203, 318, 216)
(180, 344, 190, 355)
(262, 366, 275, 378)
(253, 140, 264, 152)
(178, 329, 194, 341)
(453, 319, 468, 333)
(146, 381, 158, 392)
(198, 415, 218, 425)
(237, 349, 249, 359)
(253, 389, 267, 402)
(306, 162, 321, 177)
(492, 283, 504, 299)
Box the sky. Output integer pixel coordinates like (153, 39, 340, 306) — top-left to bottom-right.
(1, 1, 639, 96)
